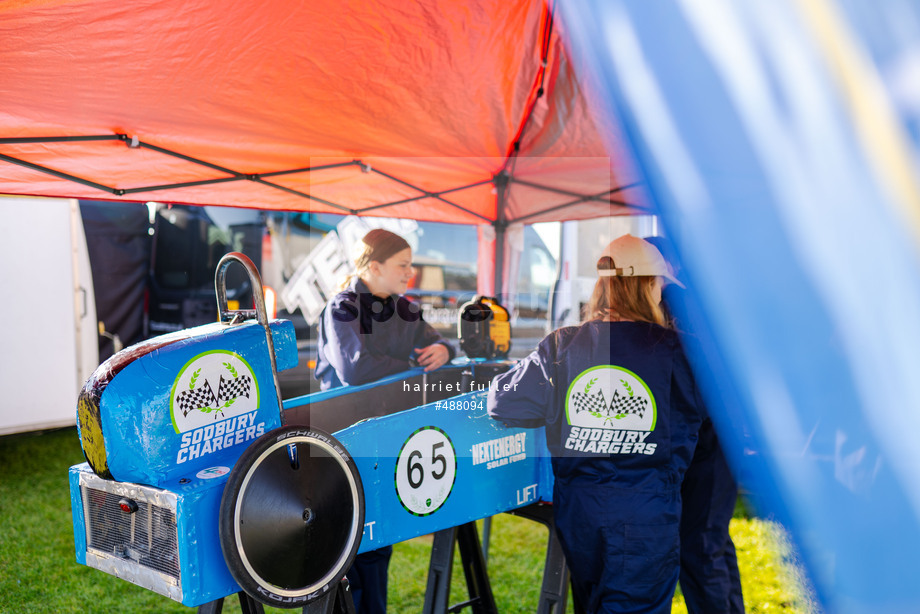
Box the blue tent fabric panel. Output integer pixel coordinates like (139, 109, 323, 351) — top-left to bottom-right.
(560, 1, 920, 612)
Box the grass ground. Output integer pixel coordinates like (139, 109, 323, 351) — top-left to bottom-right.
(0, 428, 816, 613)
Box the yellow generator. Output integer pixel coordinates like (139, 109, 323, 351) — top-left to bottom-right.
(458, 296, 511, 359)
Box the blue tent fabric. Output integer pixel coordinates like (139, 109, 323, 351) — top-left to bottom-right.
(835, 0, 920, 157)
(559, 2, 920, 613)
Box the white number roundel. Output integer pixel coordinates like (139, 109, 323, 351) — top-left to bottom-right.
(394, 426, 457, 516)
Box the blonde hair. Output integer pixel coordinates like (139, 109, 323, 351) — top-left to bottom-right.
(583, 256, 667, 326)
(340, 228, 411, 289)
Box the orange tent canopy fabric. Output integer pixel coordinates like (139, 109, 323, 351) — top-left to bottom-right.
(0, 0, 646, 223)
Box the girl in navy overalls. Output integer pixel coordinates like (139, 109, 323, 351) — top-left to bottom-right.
(315, 228, 455, 614)
(488, 234, 704, 613)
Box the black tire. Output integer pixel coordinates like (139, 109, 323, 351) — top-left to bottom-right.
(219, 426, 364, 608)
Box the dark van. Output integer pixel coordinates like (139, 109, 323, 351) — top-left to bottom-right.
(145, 204, 264, 336)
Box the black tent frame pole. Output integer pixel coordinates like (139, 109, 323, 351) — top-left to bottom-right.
(494, 226, 505, 299)
(358, 178, 494, 215)
(511, 178, 642, 202)
(0, 136, 503, 220)
(492, 171, 510, 298)
(250, 177, 355, 214)
(490, 0, 555, 299)
(119, 176, 243, 195)
(508, 189, 650, 225)
(0, 152, 118, 194)
(360, 166, 492, 223)
(0, 134, 647, 223)
(0, 135, 121, 144)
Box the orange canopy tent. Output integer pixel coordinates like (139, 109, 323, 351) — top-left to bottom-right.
(0, 0, 645, 230)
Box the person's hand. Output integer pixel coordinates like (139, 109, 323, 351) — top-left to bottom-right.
(414, 343, 450, 372)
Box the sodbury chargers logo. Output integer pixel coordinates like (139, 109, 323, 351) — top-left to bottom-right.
(170, 350, 265, 465)
(564, 365, 658, 455)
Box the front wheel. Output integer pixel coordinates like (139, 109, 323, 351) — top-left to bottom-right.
(218, 426, 365, 608)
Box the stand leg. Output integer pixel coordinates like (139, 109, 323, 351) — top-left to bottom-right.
(303, 591, 335, 614)
(510, 504, 571, 614)
(302, 578, 356, 614)
(197, 597, 223, 614)
(423, 527, 458, 614)
(336, 578, 357, 614)
(197, 591, 265, 614)
(423, 511, 570, 614)
(537, 523, 570, 614)
(455, 522, 498, 614)
(238, 591, 266, 614)
(422, 523, 499, 614)
(481, 516, 492, 566)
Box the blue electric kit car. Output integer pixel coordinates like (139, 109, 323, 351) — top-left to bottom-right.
(69, 253, 564, 613)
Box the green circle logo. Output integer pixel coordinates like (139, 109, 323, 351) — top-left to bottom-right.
(565, 365, 656, 431)
(170, 350, 259, 433)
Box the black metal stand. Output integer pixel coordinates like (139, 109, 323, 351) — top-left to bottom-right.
(422, 506, 571, 614)
(423, 522, 498, 614)
(196, 578, 356, 614)
(302, 578, 357, 614)
(197, 591, 265, 614)
(201, 506, 570, 614)
(509, 503, 572, 614)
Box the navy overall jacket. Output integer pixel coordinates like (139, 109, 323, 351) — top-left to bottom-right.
(314, 278, 454, 390)
(488, 320, 704, 613)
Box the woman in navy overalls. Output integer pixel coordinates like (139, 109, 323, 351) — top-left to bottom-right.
(315, 228, 454, 614)
(488, 234, 704, 613)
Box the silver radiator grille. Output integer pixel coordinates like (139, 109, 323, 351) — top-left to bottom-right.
(82, 485, 180, 580)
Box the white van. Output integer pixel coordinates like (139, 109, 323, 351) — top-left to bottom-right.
(0, 196, 99, 435)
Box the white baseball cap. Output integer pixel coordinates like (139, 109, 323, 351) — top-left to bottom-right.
(598, 234, 685, 288)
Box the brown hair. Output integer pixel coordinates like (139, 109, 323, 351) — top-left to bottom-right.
(583, 256, 667, 326)
(341, 228, 411, 289)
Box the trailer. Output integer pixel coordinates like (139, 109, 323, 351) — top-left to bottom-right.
(0, 196, 98, 435)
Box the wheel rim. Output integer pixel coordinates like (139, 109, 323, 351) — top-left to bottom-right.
(221, 428, 363, 603)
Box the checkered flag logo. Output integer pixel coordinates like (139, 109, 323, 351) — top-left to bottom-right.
(171, 352, 261, 430)
(217, 374, 252, 404)
(566, 367, 656, 432)
(572, 389, 609, 416)
(176, 383, 217, 417)
(610, 389, 647, 420)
